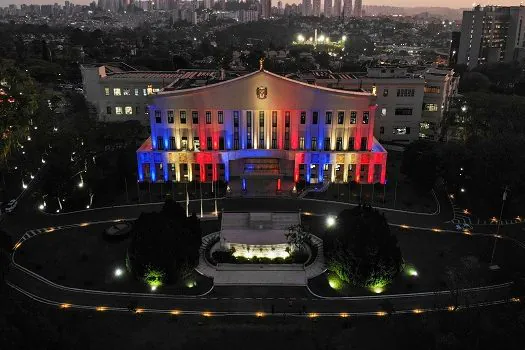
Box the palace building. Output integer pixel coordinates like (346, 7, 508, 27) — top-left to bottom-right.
(136, 65, 387, 189)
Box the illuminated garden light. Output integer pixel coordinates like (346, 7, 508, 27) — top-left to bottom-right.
(22, 181, 27, 189)
(461, 105, 467, 112)
(372, 286, 384, 294)
(42, 158, 46, 164)
(78, 182, 84, 188)
(114, 268, 123, 277)
(30, 174, 34, 179)
(150, 285, 157, 291)
(297, 34, 305, 42)
(27, 135, 31, 141)
(328, 274, 343, 290)
(326, 215, 336, 227)
(460, 188, 465, 193)
(342, 35, 347, 41)
(38, 204, 44, 210)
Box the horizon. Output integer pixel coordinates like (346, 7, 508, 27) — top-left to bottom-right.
(0, 0, 523, 10)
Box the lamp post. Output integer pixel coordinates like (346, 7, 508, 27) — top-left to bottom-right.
(490, 186, 509, 266)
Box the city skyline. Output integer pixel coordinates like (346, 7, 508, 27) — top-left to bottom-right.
(1, 0, 523, 10)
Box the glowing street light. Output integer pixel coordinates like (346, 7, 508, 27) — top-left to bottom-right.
(342, 35, 347, 42)
(460, 188, 465, 193)
(326, 216, 336, 227)
(297, 34, 305, 42)
(38, 204, 44, 210)
(461, 105, 467, 112)
(114, 268, 123, 277)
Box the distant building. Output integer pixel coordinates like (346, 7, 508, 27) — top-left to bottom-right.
(353, 0, 361, 17)
(260, 0, 271, 18)
(323, 0, 332, 17)
(449, 31, 461, 67)
(343, 0, 352, 19)
(332, 0, 341, 17)
(457, 5, 525, 69)
(312, 0, 320, 16)
(302, 0, 311, 16)
(238, 9, 259, 22)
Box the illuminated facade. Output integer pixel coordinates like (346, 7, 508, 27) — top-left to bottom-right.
(136, 67, 387, 187)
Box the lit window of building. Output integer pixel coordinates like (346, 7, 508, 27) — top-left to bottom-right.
(115, 106, 123, 114)
(113, 88, 121, 96)
(125, 106, 133, 115)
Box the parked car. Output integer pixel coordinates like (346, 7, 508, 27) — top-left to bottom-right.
(103, 222, 132, 239)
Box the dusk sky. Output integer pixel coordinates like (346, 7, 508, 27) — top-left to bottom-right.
(0, 0, 523, 9)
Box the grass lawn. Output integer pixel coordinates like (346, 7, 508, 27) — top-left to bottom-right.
(305, 151, 436, 213)
(15, 221, 215, 295)
(308, 227, 523, 297)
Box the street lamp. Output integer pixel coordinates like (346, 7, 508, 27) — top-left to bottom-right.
(326, 216, 336, 227)
(461, 105, 467, 112)
(490, 186, 510, 266)
(114, 268, 123, 277)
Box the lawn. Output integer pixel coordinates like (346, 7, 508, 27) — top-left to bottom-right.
(304, 151, 436, 213)
(15, 221, 216, 295)
(308, 226, 522, 297)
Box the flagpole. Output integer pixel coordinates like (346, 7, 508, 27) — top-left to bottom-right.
(200, 181, 203, 218)
(186, 182, 189, 217)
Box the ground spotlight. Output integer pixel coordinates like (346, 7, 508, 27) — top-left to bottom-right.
(326, 216, 336, 227)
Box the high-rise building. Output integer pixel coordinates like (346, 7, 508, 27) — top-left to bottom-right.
(260, 0, 271, 18)
(302, 0, 312, 16)
(457, 5, 525, 69)
(277, 1, 283, 14)
(313, 0, 320, 16)
(342, 0, 351, 18)
(353, 0, 361, 17)
(449, 31, 461, 67)
(204, 0, 213, 9)
(332, 0, 341, 17)
(323, 0, 332, 17)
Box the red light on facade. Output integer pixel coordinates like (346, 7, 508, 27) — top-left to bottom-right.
(277, 178, 281, 191)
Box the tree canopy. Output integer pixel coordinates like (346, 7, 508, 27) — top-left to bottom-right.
(127, 199, 201, 284)
(324, 205, 402, 289)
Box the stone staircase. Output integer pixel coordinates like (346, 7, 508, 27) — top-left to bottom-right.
(195, 232, 219, 278)
(305, 234, 326, 279)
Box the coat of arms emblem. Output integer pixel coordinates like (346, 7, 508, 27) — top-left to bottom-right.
(256, 86, 267, 99)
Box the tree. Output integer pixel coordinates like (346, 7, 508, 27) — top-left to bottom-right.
(401, 140, 439, 190)
(285, 224, 310, 251)
(127, 199, 201, 284)
(324, 205, 402, 288)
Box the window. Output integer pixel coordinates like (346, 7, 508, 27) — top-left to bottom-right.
(311, 137, 317, 151)
(167, 110, 174, 123)
(300, 111, 306, 124)
(396, 88, 415, 97)
(192, 111, 199, 124)
(362, 111, 369, 124)
(383, 88, 388, 97)
(180, 111, 187, 124)
(169, 137, 176, 150)
(113, 88, 121, 96)
(350, 111, 357, 124)
(207, 137, 212, 150)
(271, 111, 277, 149)
(218, 111, 224, 124)
(336, 137, 342, 151)
(423, 103, 438, 111)
(106, 106, 112, 114)
(123, 88, 131, 96)
(134, 88, 139, 96)
(219, 136, 224, 150)
(155, 110, 161, 123)
(393, 127, 411, 135)
(115, 107, 123, 115)
(284, 111, 290, 150)
(420, 122, 430, 130)
(135, 106, 140, 115)
(360, 137, 367, 151)
(125, 106, 133, 115)
(337, 112, 344, 124)
(312, 111, 318, 124)
(380, 126, 384, 134)
(324, 137, 330, 151)
(259, 111, 264, 127)
(234, 111, 240, 150)
(348, 137, 354, 151)
(157, 136, 164, 150)
(193, 137, 200, 151)
(299, 137, 305, 150)
(142, 88, 147, 96)
(424, 86, 441, 94)
(104, 87, 110, 96)
(246, 111, 252, 149)
(325, 111, 332, 124)
(205, 111, 211, 124)
(395, 108, 413, 115)
(381, 108, 387, 117)
(181, 137, 188, 150)
(147, 85, 153, 95)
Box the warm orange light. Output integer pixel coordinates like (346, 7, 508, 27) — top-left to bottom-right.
(431, 228, 442, 232)
(376, 311, 386, 316)
(413, 309, 423, 314)
(490, 217, 498, 223)
(60, 303, 71, 309)
(13, 242, 22, 250)
(96, 306, 107, 312)
(447, 306, 455, 311)
(400, 225, 410, 229)
(170, 310, 180, 315)
(46, 227, 55, 232)
(463, 209, 470, 215)
(511, 297, 521, 303)
(340, 312, 349, 318)
(515, 216, 522, 222)
(255, 312, 265, 317)
(202, 312, 212, 317)
(308, 313, 319, 318)
(135, 308, 144, 314)
(80, 222, 90, 227)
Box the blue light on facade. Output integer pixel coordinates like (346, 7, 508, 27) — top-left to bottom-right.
(151, 167, 156, 182)
(242, 178, 246, 191)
